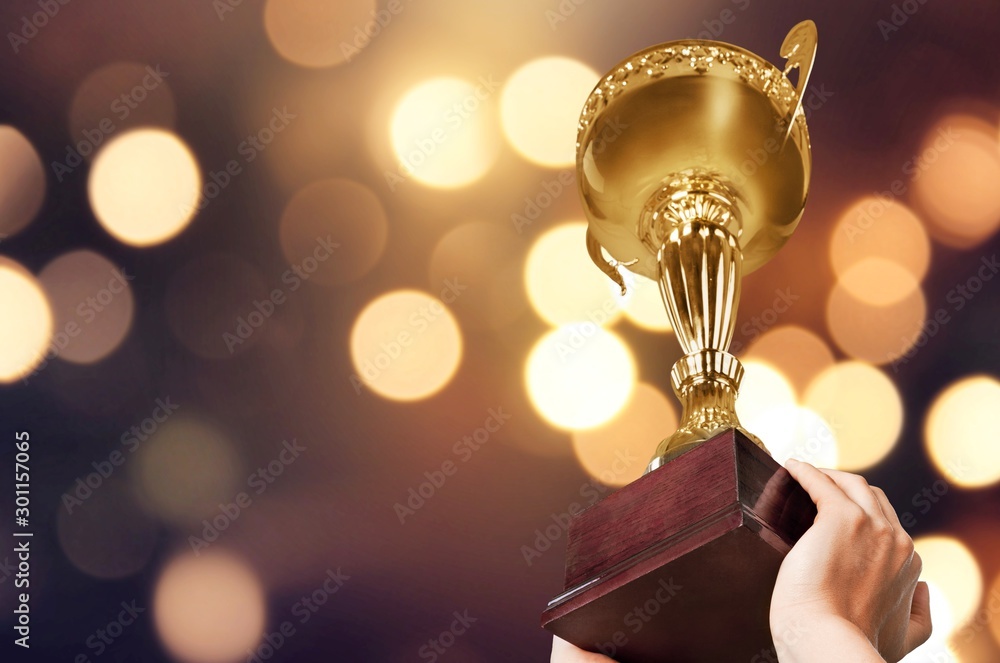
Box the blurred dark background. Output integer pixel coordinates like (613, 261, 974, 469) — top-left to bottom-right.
(1, 0, 999, 661)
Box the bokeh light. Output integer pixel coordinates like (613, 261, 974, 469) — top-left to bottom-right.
(826, 281, 927, 365)
(69, 62, 176, 153)
(428, 220, 526, 330)
(525, 221, 626, 327)
(0, 259, 53, 383)
(926, 375, 1000, 488)
(57, 479, 157, 579)
(350, 290, 463, 401)
(913, 536, 983, 635)
(525, 324, 636, 431)
(838, 257, 922, 306)
(804, 361, 903, 472)
(264, 0, 376, 69)
(154, 552, 266, 663)
(735, 360, 797, 427)
(745, 325, 834, 395)
(912, 115, 1000, 249)
(389, 77, 500, 189)
(756, 405, 839, 468)
(0, 125, 45, 238)
(829, 197, 931, 284)
(132, 416, 242, 525)
(500, 56, 600, 167)
(571, 382, 677, 486)
(900, 581, 960, 663)
(621, 274, 673, 332)
(38, 250, 134, 364)
(989, 572, 1000, 650)
(89, 128, 202, 246)
(278, 178, 387, 286)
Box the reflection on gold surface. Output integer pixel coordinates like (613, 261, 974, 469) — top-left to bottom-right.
(525, 222, 626, 327)
(350, 290, 463, 401)
(804, 361, 902, 471)
(0, 259, 52, 383)
(154, 552, 265, 663)
(572, 383, 677, 486)
(0, 125, 45, 237)
(745, 325, 834, 395)
(926, 375, 1000, 488)
(500, 56, 599, 168)
(525, 324, 635, 431)
(912, 115, 1000, 249)
(826, 280, 926, 365)
(89, 129, 201, 246)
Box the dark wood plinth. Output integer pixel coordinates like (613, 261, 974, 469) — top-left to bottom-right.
(541, 429, 817, 663)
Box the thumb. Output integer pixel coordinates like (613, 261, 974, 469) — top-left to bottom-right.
(903, 581, 933, 655)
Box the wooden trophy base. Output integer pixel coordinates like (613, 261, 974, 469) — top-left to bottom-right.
(541, 429, 817, 663)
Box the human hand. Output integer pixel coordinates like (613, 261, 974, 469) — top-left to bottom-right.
(770, 459, 932, 663)
(550, 636, 616, 662)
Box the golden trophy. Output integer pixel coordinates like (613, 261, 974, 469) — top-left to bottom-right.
(542, 22, 821, 662)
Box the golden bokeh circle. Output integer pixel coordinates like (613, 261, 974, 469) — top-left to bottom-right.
(621, 274, 672, 332)
(829, 197, 930, 283)
(912, 535, 983, 636)
(525, 324, 636, 431)
(264, 0, 377, 69)
(925, 375, 1000, 488)
(0, 125, 45, 238)
(0, 259, 53, 383)
(838, 257, 921, 307)
(826, 281, 927, 365)
(350, 289, 464, 401)
(745, 325, 835, 396)
(89, 128, 202, 246)
(804, 361, 903, 472)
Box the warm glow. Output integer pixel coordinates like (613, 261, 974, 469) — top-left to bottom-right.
(525, 222, 627, 327)
(0, 125, 45, 237)
(622, 274, 673, 332)
(912, 115, 1000, 248)
(429, 221, 525, 330)
(925, 375, 1000, 488)
(154, 552, 266, 663)
(89, 129, 201, 246)
(526, 324, 636, 431)
(735, 360, 799, 459)
(38, 250, 134, 364)
(264, 0, 376, 68)
(389, 77, 500, 189)
(0, 260, 53, 383)
(829, 197, 930, 284)
(745, 326, 835, 395)
(804, 361, 903, 471)
(572, 382, 677, 486)
(279, 178, 387, 286)
(826, 281, 927, 365)
(900, 581, 960, 663)
(838, 257, 921, 306)
(133, 417, 242, 525)
(350, 290, 463, 401)
(69, 62, 176, 142)
(989, 572, 1000, 650)
(500, 57, 600, 167)
(756, 405, 839, 468)
(913, 536, 983, 635)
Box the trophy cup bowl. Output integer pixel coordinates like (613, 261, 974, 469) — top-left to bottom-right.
(542, 22, 821, 663)
(578, 23, 816, 469)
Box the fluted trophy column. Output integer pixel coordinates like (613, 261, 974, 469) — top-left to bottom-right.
(641, 173, 765, 472)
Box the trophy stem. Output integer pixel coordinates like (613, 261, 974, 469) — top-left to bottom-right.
(642, 173, 767, 473)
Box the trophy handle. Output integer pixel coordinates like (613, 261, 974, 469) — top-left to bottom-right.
(778, 20, 818, 144)
(585, 227, 637, 296)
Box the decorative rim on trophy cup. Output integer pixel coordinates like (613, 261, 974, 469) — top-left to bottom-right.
(542, 21, 823, 663)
